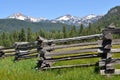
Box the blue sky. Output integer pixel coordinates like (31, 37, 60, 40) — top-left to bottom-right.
(0, 0, 120, 19)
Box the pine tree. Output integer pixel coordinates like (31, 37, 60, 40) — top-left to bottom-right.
(69, 26, 77, 37)
(12, 30, 19, 41)
(62, 26, 67, 38)
(19, 28, 26, 41)
(78, 24, 84, 36)
(27, 28, 33, 42)
(38, 29, 46, 38)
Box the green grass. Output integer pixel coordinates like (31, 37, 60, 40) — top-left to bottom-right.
(0, 45, 120, 80)
(0, 57, 119, 80)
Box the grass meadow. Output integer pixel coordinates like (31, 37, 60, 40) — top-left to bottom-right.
(0, 45, 120, 80)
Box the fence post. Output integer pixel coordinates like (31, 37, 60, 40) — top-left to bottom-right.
(35, 36, 51, 69)
(14, 44, 19, 61)
(14, 42, 30, 61)
(99, 26, 115, 75)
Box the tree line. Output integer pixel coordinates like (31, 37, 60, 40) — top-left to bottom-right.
(0, 23, 101, 47)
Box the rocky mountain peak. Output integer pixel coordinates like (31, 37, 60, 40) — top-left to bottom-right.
(8, 13, 103, 26)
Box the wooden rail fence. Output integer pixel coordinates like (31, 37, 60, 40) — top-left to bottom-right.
(0, 26, 120, 76)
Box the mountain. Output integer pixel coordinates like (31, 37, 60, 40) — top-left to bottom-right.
(92, 6, 120, 28)
(0, 12, 104, 33)
(0, 19, 70, 32)
(8, 13, 47, 22)
(8, 13, 102, 26)
(52, 14, 102, 26)
(2, 6, 120, 33)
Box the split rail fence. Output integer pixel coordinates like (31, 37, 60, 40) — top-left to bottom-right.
(0, 27, 120, 75)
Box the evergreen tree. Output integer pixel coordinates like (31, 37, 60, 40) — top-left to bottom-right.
(19, 28, 26, 41)
(78, 24, 84, 36)
(1, 32, 11, 47)
(38, 29, 46, 38)
(62, 26, 67, 38)
(87, 23, 92, 34)
(69, 26, 77, 37)
(12, 30, 19, 41)
(27, 28, 33, 42)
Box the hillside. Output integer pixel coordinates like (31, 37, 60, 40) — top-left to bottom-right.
(92, 6, 120, 28)
(0, 19, 70, 32)
(0, 13, 102, 33)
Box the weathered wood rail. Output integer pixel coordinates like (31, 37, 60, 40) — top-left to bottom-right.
(34, 26, 120, 76)
(42, 63, 96, 70)
(45, 34, 102, 43)
(1, 39, 120, 58)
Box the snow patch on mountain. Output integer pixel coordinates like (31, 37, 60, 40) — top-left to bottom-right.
(84, 14, 96, 19)
(8, 13, 47, 22)
(8, 13, 103, 26)
(52, 14, 102, 26)
(8, 13, 27, 20)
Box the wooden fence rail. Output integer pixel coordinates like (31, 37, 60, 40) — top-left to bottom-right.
(1, 39, 120, 57)
(1, 26, 120, 76)
(34, 27, 120, 75)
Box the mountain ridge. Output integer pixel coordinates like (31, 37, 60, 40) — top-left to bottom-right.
(92, 6, 120, 28)
(7, 13, 103, 26)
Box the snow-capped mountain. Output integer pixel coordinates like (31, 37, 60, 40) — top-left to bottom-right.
(51, 14, 81, 26)
(80, 14, 103, 26)
(52, 14, 103, 26)
(8, 13, 47, 22)
(8, 13, 103, 26)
